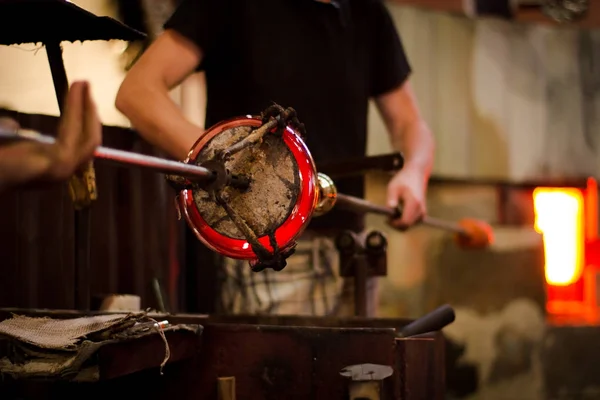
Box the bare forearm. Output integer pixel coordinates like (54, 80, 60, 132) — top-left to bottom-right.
(116, 84, 201, 160)
(390, 120, 434, 178)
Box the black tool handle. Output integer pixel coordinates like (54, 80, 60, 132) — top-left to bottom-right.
(398, 304, 456, 338)
(318, 152, 404, 178)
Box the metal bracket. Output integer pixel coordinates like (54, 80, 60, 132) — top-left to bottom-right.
(340, 363, 394, 400)
(335, 230, 388, 317)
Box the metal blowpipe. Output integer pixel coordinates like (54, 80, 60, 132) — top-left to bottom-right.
(315, 173, 467, 236)
(0, 127, 214, 181)
(335, 193, 467, 235)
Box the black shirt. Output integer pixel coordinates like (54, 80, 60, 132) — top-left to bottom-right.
(164, 0, 411, 232)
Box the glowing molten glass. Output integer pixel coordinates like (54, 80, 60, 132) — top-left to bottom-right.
(533, 188, 584, 286)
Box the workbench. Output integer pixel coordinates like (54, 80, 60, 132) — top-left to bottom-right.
(0, 310, 446, 400)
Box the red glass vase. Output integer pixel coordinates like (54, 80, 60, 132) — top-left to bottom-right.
(178, 116, 318, 261)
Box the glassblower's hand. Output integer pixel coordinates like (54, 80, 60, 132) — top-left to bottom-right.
(385, 164, 428, 230)
(0, 81, 102, 192)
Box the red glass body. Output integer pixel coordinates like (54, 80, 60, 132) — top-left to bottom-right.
(178, 116, 319, 260)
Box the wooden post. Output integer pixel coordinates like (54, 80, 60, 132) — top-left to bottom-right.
(45, 40, 95, 311)
(218, 376, 236, 400)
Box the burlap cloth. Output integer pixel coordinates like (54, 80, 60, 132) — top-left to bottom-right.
(0, 312, 201, 381)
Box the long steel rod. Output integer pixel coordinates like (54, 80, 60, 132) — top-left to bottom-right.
(0, 127, 214, 181)
(335, 193, 467, 235)
(2, 126, 470, 237)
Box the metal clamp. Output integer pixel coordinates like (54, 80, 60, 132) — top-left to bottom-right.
(335, 230, 388, 317)
(340, 363, 394, 400)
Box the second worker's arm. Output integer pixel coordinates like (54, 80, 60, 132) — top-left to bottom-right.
(116, 29, 204, 160)
(116, 0, 230, 160)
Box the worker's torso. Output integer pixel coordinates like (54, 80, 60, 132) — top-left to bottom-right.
(200, 0, 385, 232)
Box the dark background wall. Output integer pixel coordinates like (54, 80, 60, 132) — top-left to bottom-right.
(0, 109, 218, 313)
